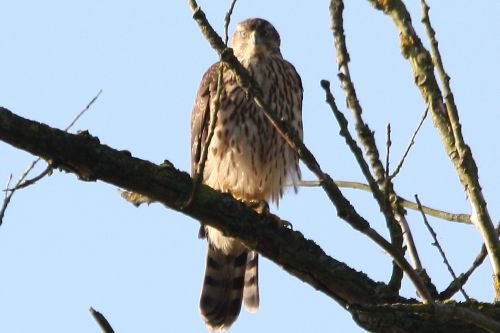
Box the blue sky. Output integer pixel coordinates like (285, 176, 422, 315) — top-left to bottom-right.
(1, 1, 499, 332)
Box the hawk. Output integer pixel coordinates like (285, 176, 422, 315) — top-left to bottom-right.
(191, 18, 303, 331)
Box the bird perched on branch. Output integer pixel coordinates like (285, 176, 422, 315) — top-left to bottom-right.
(191, 18, 303, 331)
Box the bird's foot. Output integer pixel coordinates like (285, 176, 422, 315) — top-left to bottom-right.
(244, 199, 293, 230)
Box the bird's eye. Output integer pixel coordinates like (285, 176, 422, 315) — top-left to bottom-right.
(239, 30, 248, 38)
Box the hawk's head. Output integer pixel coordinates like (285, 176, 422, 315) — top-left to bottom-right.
(231, 18, 282, 61)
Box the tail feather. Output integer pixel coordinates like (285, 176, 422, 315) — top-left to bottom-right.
(200, 245, 248, 331)
(243, 251, 259, 312)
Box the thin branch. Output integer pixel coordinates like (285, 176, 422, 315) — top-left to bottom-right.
(186, 1, 236, 207)
(295, 179, 471, 224)
(385, 123, 391, 176)
(415, 195, 470, 301)
(0, 175, 13, 224)
(439, 223, 499, 300)
(401, 193, 471, 225)
(390, 108, 428, 179)
(320, 80, 383, 216)
(420, 0, 463, 150)
(8, 166, 52, 191)
(223, 0, 238, 45)
(421, 0, 500, 293)
(395, 212, 422, 270)
(64, 89, 102, 132)
(187, 63, 224, 208)
(329, 0, 410, 293)
(3, 174, 12, 201)
(0, 90, 102, 226)
(90, 307, 116, 333)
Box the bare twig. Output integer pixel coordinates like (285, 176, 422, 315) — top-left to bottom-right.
(186, 1, 237, 208)
(7, 165, 52, 191)
(223, 0, 238, 45)
(439, 223, 499, 300)
(3, 174, 12, 201)
(188, 0, 433, 302)
(390, 108, 428, 179)
(0, 90, 102, 226)
(0, 175, 13, 224)
(90, 307, 115, 333)
(186, 63, 224, 208)
(385, 123, 391, 176)
(64, 89, 102, 131)
(415, 195, 470, 301)
(295, 179, 471, 224)
(320, 80, 382, 212)
(396, 212, 422, 270)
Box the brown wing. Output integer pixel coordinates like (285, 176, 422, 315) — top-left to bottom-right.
(285, 59, 303, 138)
(191, 62, 220, 175)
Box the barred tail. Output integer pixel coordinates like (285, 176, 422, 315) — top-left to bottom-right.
(199, 245, 248, 331)
(243, 251, 259, 312)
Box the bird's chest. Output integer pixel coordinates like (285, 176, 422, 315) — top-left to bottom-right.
(214, 90, 274, 161)
(214, 62, 278, 156)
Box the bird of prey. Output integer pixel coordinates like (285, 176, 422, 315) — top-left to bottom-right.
(191, 18, 303, 331)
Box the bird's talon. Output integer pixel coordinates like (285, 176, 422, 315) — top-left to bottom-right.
(245, 199, 270, 215)
(270, 214, 293, 230)
(245, 199, 292, 229)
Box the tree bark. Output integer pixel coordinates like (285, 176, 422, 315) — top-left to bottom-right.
(1, 107, 498, 332)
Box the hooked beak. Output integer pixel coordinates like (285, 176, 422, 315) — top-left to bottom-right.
(250, 30, 261, 45)
(249, 30, 266, 55)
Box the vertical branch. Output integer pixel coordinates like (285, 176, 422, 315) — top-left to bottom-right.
(395, 212, 422, 270)
(190, 63, 224, 194)
(330, 0, 409, 292)
(419, 3, 500, 292)
(187, 0, 237, 206)
(385, 124, 391, 176)
(420, 0, 463, 149)
(223, 0, 238, 45)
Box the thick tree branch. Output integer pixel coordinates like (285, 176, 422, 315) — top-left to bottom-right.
(0, 106, 396, 306)
(352, 303, 500, 333)
(2, 107, 500, 332)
